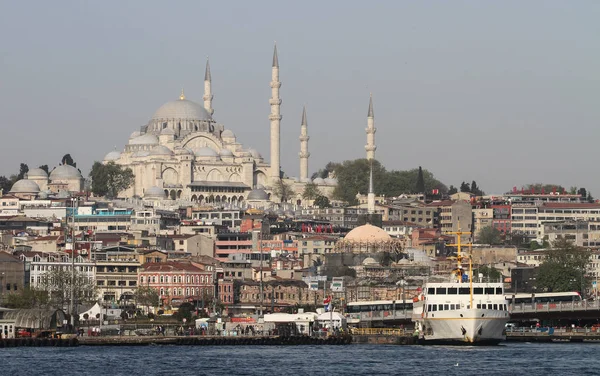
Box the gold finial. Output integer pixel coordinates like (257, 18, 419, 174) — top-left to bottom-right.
(179, 88, 186, 100)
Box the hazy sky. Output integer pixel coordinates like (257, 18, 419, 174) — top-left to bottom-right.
(1, 1, 598, 195)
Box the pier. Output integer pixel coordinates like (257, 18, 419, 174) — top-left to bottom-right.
(0, 335, 352, 347)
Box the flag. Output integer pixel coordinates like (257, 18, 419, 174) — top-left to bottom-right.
(323, 296, 332, 312)
(432, 189, 439, 195)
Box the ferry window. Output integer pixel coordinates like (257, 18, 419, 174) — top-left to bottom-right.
(428, 288, 435, 294)
(484, 288, 494, 295)
(432, 305, 437, 311)
(444, 304, 449, 310)
(459, 288, 470, 295)
(439, 305, 444, 311)
(476, 304, 481, 309)
(493, 304, 498, 310)
(427, 305, 432, 311)
(504, 304, 508, 311)
(436, 288, 447, 295)
(495, 288, 503, 295)
(450, 304, 456, 310)
(447, 287, 457, 294)
(474, 288, 483, 294)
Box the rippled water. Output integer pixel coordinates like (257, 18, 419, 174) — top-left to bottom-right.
(2, 342, 599, 375)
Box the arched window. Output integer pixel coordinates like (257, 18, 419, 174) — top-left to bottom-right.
(160, 276, 164, 283)
(178, 288, 183, 296)
(201, 276, 204, 284)
(186, 275, 190, 284)
(186, 287, 190, 296)
(178, 276, 182, 283)
(160, 288, 164, 296)
(140, 276, 144, 283)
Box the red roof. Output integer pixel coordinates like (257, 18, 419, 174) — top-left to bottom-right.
(541, 203, 600, 209)
(141, 261, 205, 273)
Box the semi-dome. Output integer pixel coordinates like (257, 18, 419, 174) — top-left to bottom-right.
(26, 168, 48, 178)
(174, 147, 193, 155)
(152, 98, 212, 122)
(247, 189, 269, 201)
(222, 129, 236, 139)
(132, 151, 151, 158)
(219, 149, 234, 157)
(344, 223, 391, 242)
(104, 151, 122, 161)
(144, 186, 167, 199)
(248, 149, 262, 159)
(130, 134, 159, 145)
(10, 179, 40, 193)
(194, 147, 219, 157)
(149, 145, 174, 156)
(129, 131, 141, 139)
(362, 257, 379, 266)
(313, 177, 325, 185)
(49, 165, 82, 180)
(160, 127, 175, 135)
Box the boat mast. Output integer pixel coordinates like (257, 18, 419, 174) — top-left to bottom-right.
(447, 224, 474, 308)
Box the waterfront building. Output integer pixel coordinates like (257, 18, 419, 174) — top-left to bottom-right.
(139, 261, 214, 308)
(92, 246, 140, 304)
(0, 252, 26, 304)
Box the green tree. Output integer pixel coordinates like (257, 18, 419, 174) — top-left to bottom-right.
(313, 195, 331, 208)
(327, 158, 447, 204)
(470, 180, 484, 196)
(302, 182, 321, 201)
(62, 153, 77, 167)
(39, 165, 49, 175)
(39, 267, 98, 311)
(460, 181, 471, 193)
(89, 161, 135, 198)
(477, 226, 502, 245)
(134, 286, 160, 312)
(17, 163, 29, 180)
(0, 176, 12, 194)
(415, 166, 425, 194)
(4, 287, 50, 309)
(473, 266, 502, 282)
(273, 179, 294, 203)
(536, 238, 591, 295)
(448, 185, 458, 195)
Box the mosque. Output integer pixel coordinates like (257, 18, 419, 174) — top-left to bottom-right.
(99, 45, 378, 206)
(8, 45, 378, 207)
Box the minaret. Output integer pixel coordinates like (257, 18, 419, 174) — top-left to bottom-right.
(269, 43, 282, 181)
(203, 57, 214, 116)
(365, 93, 376, 160)
(367, 162, 375, 214)
(299, 106, 310, 181)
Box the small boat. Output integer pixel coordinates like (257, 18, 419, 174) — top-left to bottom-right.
(411, 228, 510, 345)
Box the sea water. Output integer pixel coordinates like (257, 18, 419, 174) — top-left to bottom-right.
(1, 342, 598, 375)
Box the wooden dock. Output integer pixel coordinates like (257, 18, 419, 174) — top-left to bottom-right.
(506, 329, 600, 343)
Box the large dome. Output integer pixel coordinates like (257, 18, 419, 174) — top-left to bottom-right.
(49, 165, 82, 180)
(247, 189, 269, 201)
(344, 223, 391, 242)
(104, 151, 121, 161)
(144, 186, 166, 199)
(152, 98, 212, 121)
(10, 179, 40, 193)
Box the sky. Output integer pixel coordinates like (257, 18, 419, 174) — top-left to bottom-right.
(0, 1, 598, 195)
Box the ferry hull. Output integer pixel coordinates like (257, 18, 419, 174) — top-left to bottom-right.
(416, 309, 509, 345)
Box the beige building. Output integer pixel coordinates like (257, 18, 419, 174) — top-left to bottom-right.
(473, 208, 494, 237)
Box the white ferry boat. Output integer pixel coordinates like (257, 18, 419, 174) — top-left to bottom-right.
(411, 230, 510, 345)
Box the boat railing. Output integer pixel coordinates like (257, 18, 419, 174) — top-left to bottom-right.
(351, 328, 406, 336)
(510, 299, 600, 313)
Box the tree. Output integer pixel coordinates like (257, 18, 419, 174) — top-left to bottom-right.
(4, 287, 49, 309)
(62, 154, 77, 167)
(313, 195, 331, 208)
(477, 226, 502, 245)
(448, 185, 458, 195)
(470, 180, 484, 196)
(273, 179, 294, 203)
(415, 166, 425, 194)
(17, 163, 29, 180)
(578, 187, 587, 199)
(473, 266, 502, 282)
(135, 286, 160, 312)
(302, 182, 321, 201)
(39, 165, 49, 175)
(0, 176, 12, 194)
(460, 181, 471, 193)
(323, 158, 447, 204)
(39, 267, 98, 311)
(311, 162, 339, 180)
(536, 238, 591, 295)
(89, 161, 135, 198)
